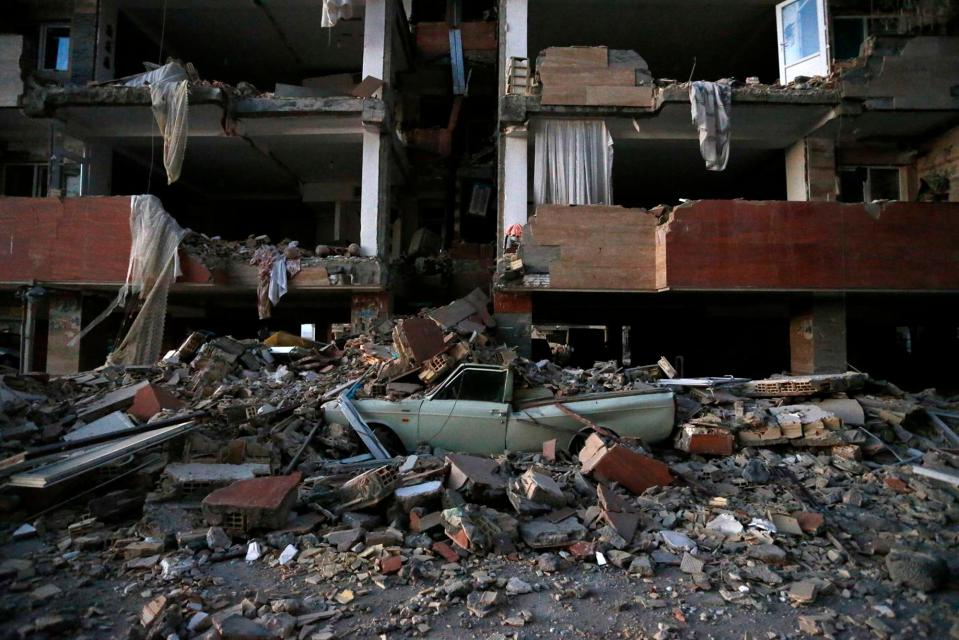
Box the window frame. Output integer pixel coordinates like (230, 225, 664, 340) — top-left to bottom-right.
(429, 367, 509, 404)
(38, 22, 71, 73)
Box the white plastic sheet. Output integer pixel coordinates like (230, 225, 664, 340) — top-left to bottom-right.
(689, 80, 731, 171)
(150, 79, 189, 184)
(70, 195, 188, 366)
(122, 62, 189, 184)
(322, 0, 354, 27)
(533, 119, 614, 205)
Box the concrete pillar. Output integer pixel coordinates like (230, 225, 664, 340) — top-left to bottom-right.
(83, 142, 113, 195)
(69, 0, 98, 85)
(47, 291, 83, 374)
(786, 137, 837, 201)
(362, 0, 392, 84)
(790, 295, 847, 374)
(360, 130, 390, 257)
(93, 0, 118, 82)
(493, 291, 532, 358)
(497, 0, 529, 253)
(351, 292, 392, 334)
(502, 0, 528, 76)
(501, 129, 528, 238)
(359, 0, 393, 258)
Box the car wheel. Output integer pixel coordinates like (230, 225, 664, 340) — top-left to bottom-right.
(567, 427, 619, 456)
(371, 425, 406, 457)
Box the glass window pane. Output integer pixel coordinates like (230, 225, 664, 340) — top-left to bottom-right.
(782, 0, 820, 65)
(43, 27, 70, 71)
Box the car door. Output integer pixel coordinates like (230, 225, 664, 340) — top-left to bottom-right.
(776, 0, 830, 84)
(417, 367, 510, 454)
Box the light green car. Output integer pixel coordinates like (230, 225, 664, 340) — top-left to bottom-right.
(321, 363, 676, 455)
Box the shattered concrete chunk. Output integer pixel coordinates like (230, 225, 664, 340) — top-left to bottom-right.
(885, 548, 948, 592)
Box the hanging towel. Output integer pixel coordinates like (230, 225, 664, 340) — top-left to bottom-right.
(689, 80, 731, 171)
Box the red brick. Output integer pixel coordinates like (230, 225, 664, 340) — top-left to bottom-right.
(684, 431, 734, 456)
(567, 541, 594, 558)
(379, 555, 403, 574)
(793, 511, 825, 535)
(884, 477, 911, 493)
(129, 384, 185, 420)
(202, 473, 301, 533)
(431, 541, 460, 563)
(579, 434, 673, 495)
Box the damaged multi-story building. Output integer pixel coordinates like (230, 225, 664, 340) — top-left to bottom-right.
(1, 0, 958, 388)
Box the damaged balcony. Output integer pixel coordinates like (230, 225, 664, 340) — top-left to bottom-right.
(503, 199, 959, 293)
(0, 196, 387, 291)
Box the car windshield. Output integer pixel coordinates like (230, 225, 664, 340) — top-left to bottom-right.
(433, 369, 507, 403)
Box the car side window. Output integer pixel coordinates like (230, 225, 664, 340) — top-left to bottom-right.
(433, 369, 506, 403)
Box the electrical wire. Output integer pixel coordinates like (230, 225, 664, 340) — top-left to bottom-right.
(147, 0, 169, 193)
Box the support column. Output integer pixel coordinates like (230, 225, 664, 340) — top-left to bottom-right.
(497, 0, 529, 254)
(790, 295, 847, 374)
(493, 291, 532, 358)
(47, 291, 83, 375)
(501, 0, 528, 74)
(69, 0, 99, 85)
(785, 137, 837, 201)
(360, 130, 390, 257)
(501, 129, 528, 238)
(351, 292, 393, 334)
(359, 0, 393, 258)
(83, 142, 113, 195)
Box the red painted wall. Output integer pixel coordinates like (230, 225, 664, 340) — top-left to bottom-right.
(0, 196, 212, 286)
(0, 196, 132, 285)
(664, 200, 959, 291)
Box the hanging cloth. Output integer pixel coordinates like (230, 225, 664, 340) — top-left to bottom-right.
(322, 0, 354, 27)
(533, 119, 614, 205)
(689, 80, 732, 171)
(69, 195, 188, 365)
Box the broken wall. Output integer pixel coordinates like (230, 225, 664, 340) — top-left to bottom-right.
(522, 205, 663, 290)
(841, 36, 959, 110)
(0, 34, 24, 107)
(662, 200, 959, 290)
(0, 196, 133, 284)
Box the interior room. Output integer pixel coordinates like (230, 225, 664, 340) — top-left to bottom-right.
(528, 0, 783, 84)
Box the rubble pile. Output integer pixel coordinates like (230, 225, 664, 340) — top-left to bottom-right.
(1, 293, 959, 639)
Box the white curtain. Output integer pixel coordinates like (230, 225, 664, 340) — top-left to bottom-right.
(533, 119, 614, 205)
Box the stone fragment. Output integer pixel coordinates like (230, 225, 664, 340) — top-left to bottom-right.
(325, 528, 364, 552)
(741, 459, 770, 483)
(206, 526, 231, 550)
(629, 555, 655, 577)
(705, 513, 743, 536)
(885, 548, 948, 592)
(788, 580, 819, 604)
(506, 576, 533, 594)
(748, 544, 787, 565)
(214, 614, 273, 640)
(465, 590, 505, 618)
(141, 595, 167, 627)
(680, 552, 705, 574)
(659, 530, 697, 553)
(30, 583, 62, 602)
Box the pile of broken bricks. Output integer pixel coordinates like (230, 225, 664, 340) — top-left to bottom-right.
(2, 290, 959, 638)
(3, 422, 958, 639)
